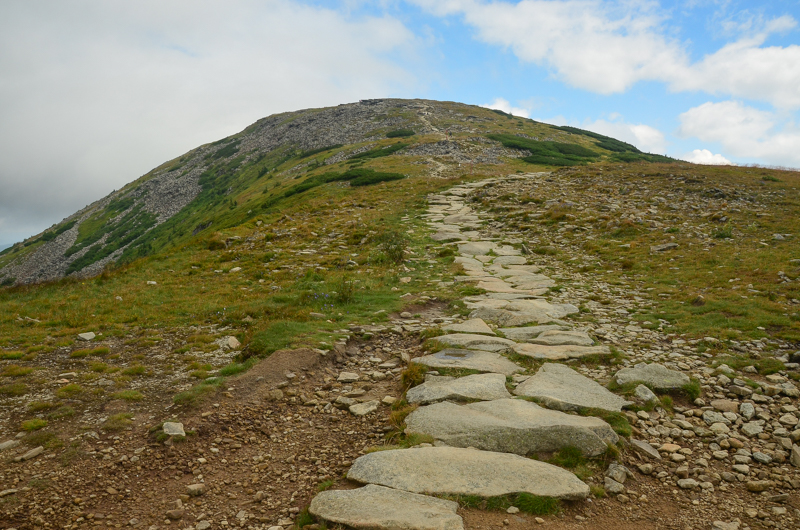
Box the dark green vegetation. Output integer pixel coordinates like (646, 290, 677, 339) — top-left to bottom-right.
(487, 133, 600, 166)
(386, 129, 415, 138)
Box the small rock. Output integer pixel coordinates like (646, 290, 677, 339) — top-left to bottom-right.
(634, 384, 658, 403)
(677, 478, 698, 490)
(506, 507, 519, 514)
(14, 446, 43, 462)
(162, 422, 185, 437)
(77, 332, 96, 341)
(337, 372, 360, 383)
(165, 509, 184, 520)
(196, 521, 212, 530)
(186, 484, 205, 497)
(225, 336, 241, 350)
(349, 400, 380, 416)
(745, 480, 772, 492)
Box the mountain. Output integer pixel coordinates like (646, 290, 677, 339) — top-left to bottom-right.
(0, 98, 668, 286)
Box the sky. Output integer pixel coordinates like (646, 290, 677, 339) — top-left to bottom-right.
(1, 0, 799, 249)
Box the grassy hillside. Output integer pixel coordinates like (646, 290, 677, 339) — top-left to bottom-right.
(2, 99, 798, 471)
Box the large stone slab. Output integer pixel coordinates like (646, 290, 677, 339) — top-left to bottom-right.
(513, 363, 632, 412)
(407, 373, 512, 404)
(614, 363, 690, 390)
(430, 334, 516, 352)
(405, 399, 618, 456)
(454, 257, 484, 272)
(498, 325, 569, 342)
(442, 318, 495, 335)
(458, 241, 520, 256)
(513, 343, 612, 361)
(529, 330, 594, 347)
(348, 446, 589, 500)
(470, 300, 578, 327)
(492, 256, 528, 266)
(309, 484, 463, 530)
(431, 232, 464, 242)
(413, 349, 522, 376)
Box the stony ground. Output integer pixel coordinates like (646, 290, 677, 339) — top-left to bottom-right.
(2, 171, 800, 530)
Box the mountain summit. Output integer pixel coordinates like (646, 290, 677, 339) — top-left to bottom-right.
(0, 98, 663, 286)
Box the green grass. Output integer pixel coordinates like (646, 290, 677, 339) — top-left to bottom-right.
(0, 351, 23, 359)
(121, 365, 147, 376)
(55, 384, 84, 399)
(451, 493, 560, 515)
(47, 405, 76, 420)
(173, 377, 224, 407)
(113, 390, 144, 401)
(386, 129, 415, 138)
(0, 382, 28, 396)
(578, 408, 632, 438)
(21, 418, 48, 431)
(103, 413, 133, 431)
(2, 365, 34, 377)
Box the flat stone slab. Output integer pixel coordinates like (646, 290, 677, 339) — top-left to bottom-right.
(513, 363, 632, 412)
(413, 349, 522, 376)
(309, 484, 463, 530)
(430, 334, 515, 352)
(431, 232, 463, 242)
(407, 373, 512, 404)
(442, 318, 495, 335)
(513, 343, 612, 361)
(470, 300, 579, 327)
(498, 325, 569, 342)
(162, 422, 185, 437)
(492, 256, 527, 266)
(614, 363, 690, 390)
(406, 398, 618, 456)
(458, 241, 520, 256)
(529, 330, 594, 347)
(348, 446, 589, 500)
(454, 257, 484, 272)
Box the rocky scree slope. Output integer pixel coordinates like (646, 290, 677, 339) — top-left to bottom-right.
(0, 99, 655, 286)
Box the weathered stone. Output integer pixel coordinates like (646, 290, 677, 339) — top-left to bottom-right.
(407, 373, 511, 405)
(529, 330, 594, 347)
(513, 363, 632, 412)
(338, 372, 360, 383)
(651, 243, 678, 252)
(348, 446, 589, 500)
(430, 333, 516, 352)
(349, 400, 380, 416)
(469, 299, 579, 327)
(711, 400, 739, 413)
(634, 384, 658, 403)
(613, 363, 690, 390)
(741, 422, 764, 437)
(309, 484, 463, 530)
(405, 399, 618, 457)
(677, 478, 698, 490)
(790, 444, 800, 468)
(604, 477, 625, 494)
(497, 325, 569, 342)
(493, 256, 528, 266)
(442, 318, 495, 335)
(0, 440, 20, 452)
(513, 343, 612, 361)
(77, 332, 96, 341)
(224, 336, 241, 350)
(628, 439, 662, 460)
(745, 480, 773, 492)
(413, 349, 522, 376)
(162, 422, 185, 437)
(14, 446, 43, 462)
(186, 484, 205, 496)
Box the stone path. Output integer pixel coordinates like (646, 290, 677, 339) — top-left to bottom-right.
(306, 175, 800, 529)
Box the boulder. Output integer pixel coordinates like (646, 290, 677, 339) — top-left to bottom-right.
(162, 422, 185, 437)
(513, 363, 632, 412)
(613, 363, 690, 390)
(309, 484, 463, 530)
(348, 446, 589, 500)
(407, 373, 512, 404)
(405, 399, 618, 456)
(413, 349, 522, 376)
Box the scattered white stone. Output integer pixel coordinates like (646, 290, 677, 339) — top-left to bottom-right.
(77, 332, 96, 341)
(162, 422, 185, 437)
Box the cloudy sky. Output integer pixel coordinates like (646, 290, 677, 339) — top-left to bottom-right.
(1, 0, 799, 249)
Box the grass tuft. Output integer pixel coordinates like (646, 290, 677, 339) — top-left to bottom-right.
(21, 418, 48, 431)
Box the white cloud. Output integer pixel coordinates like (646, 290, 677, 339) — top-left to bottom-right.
(683, 149, 732, 165)
(0, 0, 416, 245)
(678, 101, 800, 167)
(481, 97, 530, 118)
(585, 119, 667, 154)
(411, 0, 800, 109)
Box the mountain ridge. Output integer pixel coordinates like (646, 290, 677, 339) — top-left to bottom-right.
(0, 98, 667, 286)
